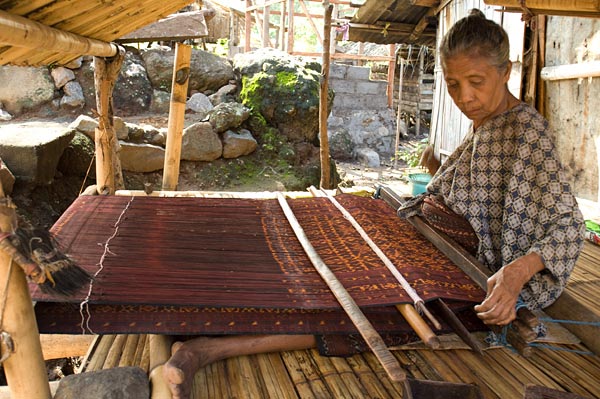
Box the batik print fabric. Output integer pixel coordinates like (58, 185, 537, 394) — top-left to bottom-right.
(398, 102, 585, 309)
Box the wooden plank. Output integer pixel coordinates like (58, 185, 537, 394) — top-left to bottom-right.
(256, 353, 299, 399)
(541, 61, 600, 81)
(117, 11, 208, 43)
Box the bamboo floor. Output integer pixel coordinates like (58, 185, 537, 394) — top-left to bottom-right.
(79, 241, 600, 399)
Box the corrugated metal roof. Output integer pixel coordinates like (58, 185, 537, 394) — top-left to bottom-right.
(0, 0, 195, 67)
(346, 0, 438, 46)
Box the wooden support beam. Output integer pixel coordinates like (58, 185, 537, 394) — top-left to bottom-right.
(246, 0, 286, 12)
(263, 4, 271, 47)
(0, 184, 51, 399)
(162, 43, 192, 191)
(387, 44, 396, 108)
(0, 9, 117, 57)
(410, 0, 441, 6)
(287, 0, 295, 52)
(279, 0, 287, 51)
(354, 0, 396, 24)
(94, 47, 126, 195)
(320, 3, 333, 189)
(245, 0, 252, 52)
(483, 0, 600, 12)
(408, 7, 436, 42)
(299, 0, 323, 46)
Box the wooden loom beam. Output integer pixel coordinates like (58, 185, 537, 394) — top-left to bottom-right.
(276, 192, 407, 382)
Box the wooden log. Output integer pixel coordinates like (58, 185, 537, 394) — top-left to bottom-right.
(319, 4, 333, 190)
(0, 9, 117, 57)
(94, 47, 126, 195)
(394, 55, 405, 168)
(540, 61, 600, 81)
(162, 42, 192, 191)
(149, 334, 174, 399)
(39, 334, 95, 360)
(387, 44, 396, 108)
(276, 193, 407, 382)
(0, 183, 51, 399)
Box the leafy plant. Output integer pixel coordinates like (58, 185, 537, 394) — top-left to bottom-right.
(395, 138, 429, 168)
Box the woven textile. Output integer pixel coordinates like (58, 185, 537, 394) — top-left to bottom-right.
(31, 194, 486, 334)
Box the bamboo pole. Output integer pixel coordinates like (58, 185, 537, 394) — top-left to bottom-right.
(93, 47, 126, 195)
(540, 61, 600, 81)
(0, 183, 51, 399)
(319, 3, 333, 190)
(162, 42, 192, 191)
(483, 0, 600, 11)
(0, 9, 118, 57)
(276, 193, 406, 382)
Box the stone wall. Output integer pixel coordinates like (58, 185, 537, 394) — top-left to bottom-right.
(327, 63, 401, 167)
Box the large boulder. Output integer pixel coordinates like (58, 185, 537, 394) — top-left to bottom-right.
(141, 47, 234, 93)
(54, 367, 149, 399)
(0, 66, 55, 114)
(119, 142, 165, 172)
(208, 102, 250, 133)
(0, 124, 75, 185)
(234, 48, 333, 144)
(222, 129, 257, 158)
(75, 48, 153, 115)
(181, 122, 222, 161)
(57, 132, 96, 178)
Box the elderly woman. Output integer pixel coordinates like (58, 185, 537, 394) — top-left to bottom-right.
(163, 10, 584, 398)
(399, 8, 585, 326)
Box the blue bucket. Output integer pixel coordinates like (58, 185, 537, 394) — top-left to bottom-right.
(408, 173, 432, 196)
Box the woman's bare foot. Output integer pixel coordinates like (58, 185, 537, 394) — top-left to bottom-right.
(163, 338, 214, 399)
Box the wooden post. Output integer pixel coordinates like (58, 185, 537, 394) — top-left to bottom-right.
(245, 0, 252, 52)
(162, 43, 192, 191)
(0, 184, 51, 399)
(394, 53, 405, 168)
(280, 0, 287, 51)
(387, 44, 396, 108)
(319, 3, 333, 189)
(287, 0, 295, 53)
(415, 46, 425, 136)
(94, 47, 126, 195)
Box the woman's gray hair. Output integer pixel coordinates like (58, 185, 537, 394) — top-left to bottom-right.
(440, 9, 510, 70)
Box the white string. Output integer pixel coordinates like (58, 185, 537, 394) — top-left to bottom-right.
(79, 197, 135, 334)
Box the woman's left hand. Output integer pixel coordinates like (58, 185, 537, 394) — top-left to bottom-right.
(474, 253, 544, 326)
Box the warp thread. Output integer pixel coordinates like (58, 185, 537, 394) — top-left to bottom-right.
(79, 197, 135, 334)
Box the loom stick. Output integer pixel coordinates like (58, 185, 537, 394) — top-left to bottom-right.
(308, 187, 440, 348)
(319, 189, 442, 330)
(276, 193, 406, 382)
(428, 299, 483, 354)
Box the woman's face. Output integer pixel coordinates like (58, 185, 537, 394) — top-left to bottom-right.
(443, 52, 512, 129)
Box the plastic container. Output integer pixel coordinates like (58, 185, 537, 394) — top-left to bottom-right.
(408, 173, 432, 196)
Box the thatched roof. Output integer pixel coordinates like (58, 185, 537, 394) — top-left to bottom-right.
(0, 0, 195, 67)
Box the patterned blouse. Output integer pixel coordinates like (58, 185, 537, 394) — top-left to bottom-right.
(398, 102, 585, 309)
